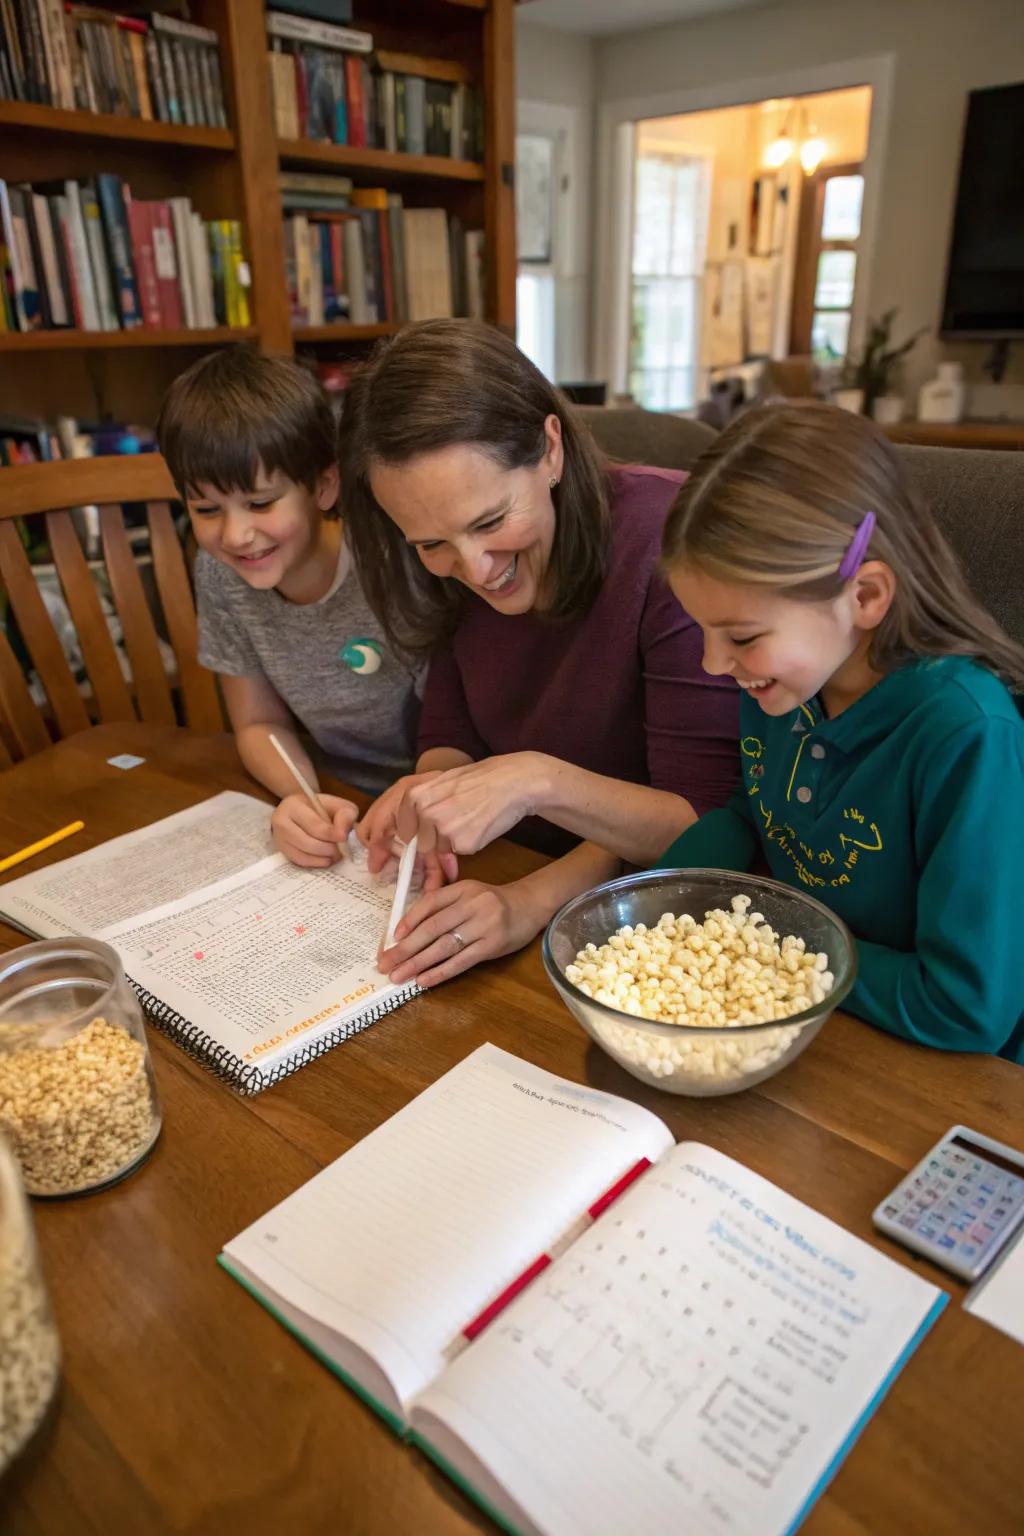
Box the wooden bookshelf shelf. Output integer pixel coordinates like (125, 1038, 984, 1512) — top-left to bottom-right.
(0, 100, 235, 151)
(278, 139, 486, 183)
(293, 323, 401, 343)
(0, 327, 258, 353)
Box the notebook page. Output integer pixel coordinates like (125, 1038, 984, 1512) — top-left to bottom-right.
(223, 1044, 674, 1409)
(412, 1140, 945, 1536)
(0, 791, 273, 937)
(99, 853, 406, 1070)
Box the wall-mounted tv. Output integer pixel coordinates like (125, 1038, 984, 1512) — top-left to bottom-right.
(940, 80, 1024, 338)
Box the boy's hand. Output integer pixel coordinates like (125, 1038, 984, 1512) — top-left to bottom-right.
(272, 793, 358, 867)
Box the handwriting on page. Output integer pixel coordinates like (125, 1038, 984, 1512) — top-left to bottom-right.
(4, 794, 273, 934)
(114, 861, 393, 1037)
(438, 1148, 905, 1534)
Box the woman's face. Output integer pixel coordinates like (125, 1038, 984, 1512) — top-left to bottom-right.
(368, 415, 564, 615)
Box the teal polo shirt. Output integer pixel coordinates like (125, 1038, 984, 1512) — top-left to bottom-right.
(658, 657, 1024, 1062)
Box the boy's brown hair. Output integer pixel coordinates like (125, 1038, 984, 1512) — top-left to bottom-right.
(156, 345, 337, 502)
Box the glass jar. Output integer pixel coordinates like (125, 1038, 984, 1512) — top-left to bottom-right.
(0, 1131, 60, 1475)
(0, 939, 161, 1198)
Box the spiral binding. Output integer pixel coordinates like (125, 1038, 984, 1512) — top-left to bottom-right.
(126, 976, 422, 1095)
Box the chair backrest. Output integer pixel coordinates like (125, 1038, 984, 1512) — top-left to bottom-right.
(580, 407, 1024, 649)
(0, 454, 224, 765)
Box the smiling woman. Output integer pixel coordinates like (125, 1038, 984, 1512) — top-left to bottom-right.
(337, 321, 740, 990)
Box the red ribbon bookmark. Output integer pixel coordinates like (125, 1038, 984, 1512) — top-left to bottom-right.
(460, 1157, 653, 1343)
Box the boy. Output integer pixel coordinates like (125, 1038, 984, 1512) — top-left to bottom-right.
(157, 346, 422, 866)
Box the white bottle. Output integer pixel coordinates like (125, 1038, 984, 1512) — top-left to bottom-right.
(918, 361, 965, 424)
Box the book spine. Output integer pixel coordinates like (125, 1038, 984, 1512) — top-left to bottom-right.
(55, 198, 83, 326)
(21, 0, 51, 103)
(265, 12, 372, 54)
(150, 200, 181, 329)
(190, 210, 214, 326)
(207, 43, 226, 129)
(125, 26, 151, 119)
(126, 199, 162, 327)
(356, 207, 378, 321)
(79, 181, 118, 329)
(207, 217, 226, 325)
(344, 52, 364, 146)
(293, 211, 311, 324)
(144, 28, 166, 121)
(95, 174, 141, 327)
(116, 28, 139, 116)
(1, 0, 27, 101)
(196, 42, 216, 128)
(228, 220, 249, 327)
(63, 180, 100, 329)
(327, 219, 347, 320)
(386, 194, 406, 324)
(21, 190, 53, 325)
(0, 182, 35, 329)
(168, 198, 195, 326)
(157, 33, 180, 123)
(41, 0, 73, 106)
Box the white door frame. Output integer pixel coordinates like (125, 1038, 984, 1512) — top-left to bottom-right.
(591, 53, 895, 395)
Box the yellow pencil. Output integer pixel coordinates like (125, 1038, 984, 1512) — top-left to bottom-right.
(0, 820, 85, 876)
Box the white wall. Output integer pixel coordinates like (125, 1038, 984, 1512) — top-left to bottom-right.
(592, 0, 1024, 411)
(516, 20, 596, 382)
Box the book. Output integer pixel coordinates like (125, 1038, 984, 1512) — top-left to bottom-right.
(220, 1042, 947, 1536)
(0, 792, 420, 1092)
(266, 11, 371, 54)
(403, 207, 453, 322)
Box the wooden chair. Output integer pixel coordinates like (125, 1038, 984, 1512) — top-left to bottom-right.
(0, 454, 224, 766)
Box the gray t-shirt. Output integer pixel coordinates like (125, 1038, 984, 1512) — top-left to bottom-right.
(195, 543, 422, 795)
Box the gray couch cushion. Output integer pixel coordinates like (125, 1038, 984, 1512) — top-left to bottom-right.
(579, 407, 1023, 648)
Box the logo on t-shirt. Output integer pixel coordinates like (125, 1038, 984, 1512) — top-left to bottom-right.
(340, 637, 382, 675)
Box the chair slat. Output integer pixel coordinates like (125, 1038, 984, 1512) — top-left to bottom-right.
(0, 621, 52, 759)
(99, 505, 176, 726)
(0, 521, 91, 739)
(45, 511, 136, 725)
(147, 503, 225, 733)
(0, 454, 177, 518)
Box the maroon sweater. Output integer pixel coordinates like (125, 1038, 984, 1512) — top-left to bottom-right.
(417, 465, 740, 855)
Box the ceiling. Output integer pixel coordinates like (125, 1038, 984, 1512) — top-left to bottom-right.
(517, 0, 770, 37)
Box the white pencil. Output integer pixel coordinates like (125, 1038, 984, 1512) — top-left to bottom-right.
(268, 732, 345, 856)
(385, 834, 418, 951)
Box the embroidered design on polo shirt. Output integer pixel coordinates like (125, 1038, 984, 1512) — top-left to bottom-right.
(340, 637, 382, 675)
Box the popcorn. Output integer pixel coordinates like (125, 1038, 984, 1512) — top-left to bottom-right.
(566, 896, 834, 1089)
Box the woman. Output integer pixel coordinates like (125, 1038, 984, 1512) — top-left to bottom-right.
(335, 320, 738, 987)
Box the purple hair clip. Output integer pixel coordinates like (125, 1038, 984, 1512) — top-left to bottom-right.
(838, 511, 876, 582)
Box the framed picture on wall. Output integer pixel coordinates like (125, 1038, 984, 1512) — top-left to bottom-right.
(516, 132, 555, 264)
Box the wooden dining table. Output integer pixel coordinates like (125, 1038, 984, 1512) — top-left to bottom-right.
(1, 723, 1022, 1535)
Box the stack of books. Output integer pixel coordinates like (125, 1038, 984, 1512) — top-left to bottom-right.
(0, 176, 250, 334)
(267, 15, 482, 160)
(0, 411, 156, 467)
(280, 174, 483, 327)
(0, 8, 228, 130)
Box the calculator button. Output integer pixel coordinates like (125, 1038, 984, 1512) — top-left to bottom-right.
(960, 1244, 979, 1258)
(939, 1234, 956, 1249)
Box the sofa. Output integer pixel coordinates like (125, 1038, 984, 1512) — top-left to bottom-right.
(579, 406, 1024, 648)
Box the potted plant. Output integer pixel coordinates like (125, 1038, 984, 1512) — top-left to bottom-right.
(833, 310, 926, 418)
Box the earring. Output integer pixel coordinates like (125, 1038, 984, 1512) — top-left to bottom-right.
(549, 475, 559, 489)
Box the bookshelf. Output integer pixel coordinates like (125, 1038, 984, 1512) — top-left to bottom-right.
(0, 0, 516, 430)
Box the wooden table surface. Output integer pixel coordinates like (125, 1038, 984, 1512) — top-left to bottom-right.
(1, 725, 1022, 1536)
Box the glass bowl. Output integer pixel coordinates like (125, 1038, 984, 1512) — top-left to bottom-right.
(0, 1129, 60, 1476)
(543, 869, 857, 1097)
(0, 938, 162, 1197)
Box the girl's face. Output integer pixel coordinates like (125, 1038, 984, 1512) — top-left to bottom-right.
(669, 565, 865, 716)
(368, 416, 564, 616)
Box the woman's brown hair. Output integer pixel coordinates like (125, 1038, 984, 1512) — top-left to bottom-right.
(662, 400, 1024, 690)
(338, 319, 609, 654)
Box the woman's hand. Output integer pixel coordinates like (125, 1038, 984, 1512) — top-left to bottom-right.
(378, 877, 544, 988)
(356, 771, 458, 890)
(396, 752, 550, 858)
(271, 793, 358, 867)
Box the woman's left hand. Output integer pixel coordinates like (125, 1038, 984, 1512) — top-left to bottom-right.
(397, 752, 552, 857)
(378, 877, 544, 988)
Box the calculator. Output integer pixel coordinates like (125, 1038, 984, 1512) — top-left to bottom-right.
(873, 1124, 1024, 1282)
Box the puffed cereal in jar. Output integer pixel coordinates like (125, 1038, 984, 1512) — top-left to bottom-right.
(0, 940, 161, 1198)
(0, 1131, 60, 1476)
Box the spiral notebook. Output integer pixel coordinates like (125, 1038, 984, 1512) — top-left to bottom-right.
(0, 792, 419, 1093)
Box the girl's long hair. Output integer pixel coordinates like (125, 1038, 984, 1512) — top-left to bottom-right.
(337, 319, 609, 655)
(662, 400, 1024, 690)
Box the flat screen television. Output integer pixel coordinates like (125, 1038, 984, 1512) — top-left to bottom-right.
(940, 80, 1024, 338)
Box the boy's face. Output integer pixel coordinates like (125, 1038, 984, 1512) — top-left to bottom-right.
(186, 463, 338, 590)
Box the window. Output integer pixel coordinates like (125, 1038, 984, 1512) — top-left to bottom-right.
(628, 152, 710, 411)
(515, 130, 557, 380)
(790, 165, 864, 362)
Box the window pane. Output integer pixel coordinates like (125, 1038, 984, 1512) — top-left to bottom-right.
(630, 276, 700, 409)
(516, 134, 554, 262)
(814, 250, 857, 309)
(811, 310, 851, 361)
(633, 155, 705, 278)
(821, 175, 864, 240)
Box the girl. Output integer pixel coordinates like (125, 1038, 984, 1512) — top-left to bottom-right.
(656, 401, 1024, 1062)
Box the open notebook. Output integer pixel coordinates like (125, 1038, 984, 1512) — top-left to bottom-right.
(0, 791, 417, 1092)
(221, 1044, 947, 1536)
